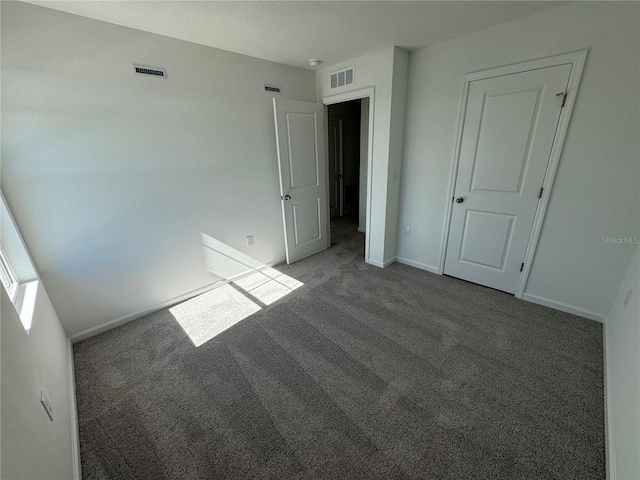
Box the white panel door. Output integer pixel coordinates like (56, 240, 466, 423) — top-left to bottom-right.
(273, 98, 328, 264)
(328, 117, 344, 219)
(444, 64, 572, 293)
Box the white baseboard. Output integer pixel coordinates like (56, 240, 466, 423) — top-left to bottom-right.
(521, 293, 605, 322)
(357, 227, 366, 233)
(395, 257, 440, 274)
(366, 259, 384, 268)
(69, 281, 223, 343)
(366, 258, 396, 268)
(69, 258, 286, 343)
(603, 321, 616, 480)
(68, 339, 81, 480)
(383, 257, 396, 267)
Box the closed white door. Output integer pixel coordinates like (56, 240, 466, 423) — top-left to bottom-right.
(273, 98, 328, 264)
(328, 117, 344, 219)
(444, 64, 571, 293)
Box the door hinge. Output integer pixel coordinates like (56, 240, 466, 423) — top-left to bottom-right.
(556, 91, 568, 108)
(538, 186, 544, 199)
(520, 263, 524, 272)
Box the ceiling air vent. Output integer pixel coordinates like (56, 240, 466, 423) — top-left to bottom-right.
(264, 84, 282, 94)
(330, 66, 354, 89)
(134, 65, 167, 78)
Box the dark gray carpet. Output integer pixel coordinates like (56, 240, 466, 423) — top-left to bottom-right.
(74, 216, 605, 479)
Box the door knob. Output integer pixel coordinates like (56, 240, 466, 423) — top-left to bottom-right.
(455, 197, 464, 203)
(284, 194, 291, 201)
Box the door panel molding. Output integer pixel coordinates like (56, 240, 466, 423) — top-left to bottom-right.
(439, 50, 588, 298)
(286, 112, 320, 188)
(458, 210, 515, 271)
(468, 87, 542, 195)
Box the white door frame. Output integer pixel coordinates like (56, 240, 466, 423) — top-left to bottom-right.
(323, 87, 375, 263)
(439, 50, 588, 299)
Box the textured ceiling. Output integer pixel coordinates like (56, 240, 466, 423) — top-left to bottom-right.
(23, 1, 566, 70)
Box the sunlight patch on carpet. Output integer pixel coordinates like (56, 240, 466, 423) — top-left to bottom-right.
(169, 284, 261, 347)
(170, 235, 304, 346)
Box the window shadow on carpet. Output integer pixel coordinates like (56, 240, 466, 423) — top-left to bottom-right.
(168, 234, 303, 346)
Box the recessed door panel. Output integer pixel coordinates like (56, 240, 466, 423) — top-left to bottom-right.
(470, 88, 541, 194)
(293, 199, 321, 246)
(286, 112, 319, 188)
(459, 211, 515, 270)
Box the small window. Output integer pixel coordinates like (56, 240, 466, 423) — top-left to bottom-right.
(0, 245, 18, 301)
(1, 194, 39, 331)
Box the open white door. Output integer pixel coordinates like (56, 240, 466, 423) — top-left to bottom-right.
(273, 98, 328, 264)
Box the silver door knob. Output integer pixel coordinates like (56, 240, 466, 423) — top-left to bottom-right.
(455, 197, 464, 203)
(284, 194, 291, 201)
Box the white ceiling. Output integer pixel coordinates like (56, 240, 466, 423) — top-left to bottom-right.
(24, 1, 566, 70)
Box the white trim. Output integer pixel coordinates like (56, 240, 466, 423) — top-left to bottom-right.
(366, 258, 385, 268)
(68, 339, 82, 480)
(438, 51, 589, 297)
(0, 244, 19, 299)
(465, 51, 585, 82)
(603, 321, 617, 480)
(438, 75, 471, 275)
(357, 227, 366, 234)
(70, 258, 286, 343)
(382, 257, 396, 268)
(521, 293, 605, 323)
(323, 86, 374, 106)
(70, 281, 223, 342)
(323, 106, 332, 249)
(323, 86, 375, 266)
(515, 50, 588, 298)
(366, 257, 395, 268)
(395, 257, 440, 274)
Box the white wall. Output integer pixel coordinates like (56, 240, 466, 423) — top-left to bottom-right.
(397, 2, 640, 318)
(605, 245, 640, 480)
(383, 48, 409, 262)
(1, 280, 76, 479)
(1, 2, 315, 337)
(317, 46, 408, 267)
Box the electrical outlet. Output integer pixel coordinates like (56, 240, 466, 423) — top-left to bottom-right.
(403, 227, 410, 237)
(40, 390, 53, 421)
(246, 235, 254, 247)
